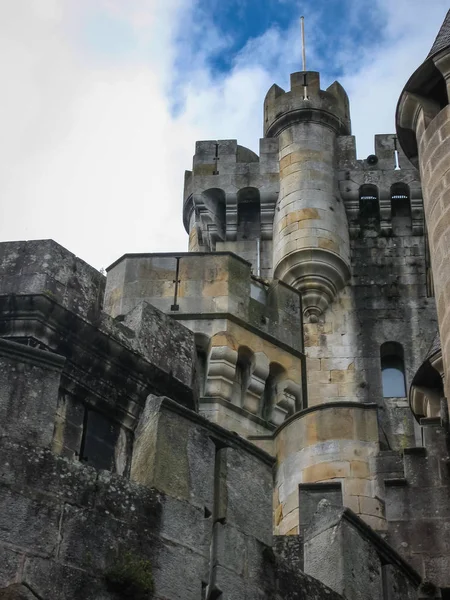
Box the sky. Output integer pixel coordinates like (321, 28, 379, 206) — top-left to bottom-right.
(0, 0, 448, 271)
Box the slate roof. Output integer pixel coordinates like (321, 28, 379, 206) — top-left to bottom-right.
(428, 9, 450, 59)
(425, 330, 441, 361)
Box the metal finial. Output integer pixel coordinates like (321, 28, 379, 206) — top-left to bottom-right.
(301, 16, 306, 72)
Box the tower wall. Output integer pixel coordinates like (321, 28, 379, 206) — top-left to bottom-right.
(266, 72, 351, 321)
(414, 107, 450, 400)
(396, 43, 450, 404)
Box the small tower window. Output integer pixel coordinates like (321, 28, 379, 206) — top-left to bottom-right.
(391, 183, 411, 217)
(380, 342, 406, 398)
(359, 184, 380, 233)
(237, 187, 261, 242)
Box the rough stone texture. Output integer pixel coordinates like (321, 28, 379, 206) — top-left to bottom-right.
(384, 422, 450, 587)
(427, 9, 450, 58)
(304, 503, 419, 600)
(0, 585, 40, 600)
(0, 243, 199, 422)
(5, 12, 450, 598)
(0, 341, 64, 447)
(272, 403, 380, 533)
(0, 239, 105, 322)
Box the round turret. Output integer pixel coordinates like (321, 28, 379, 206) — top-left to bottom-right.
(267, 71, 352, 321)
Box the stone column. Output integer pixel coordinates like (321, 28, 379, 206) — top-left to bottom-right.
(265, 72, 352, 322)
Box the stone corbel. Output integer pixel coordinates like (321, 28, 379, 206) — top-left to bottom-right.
(268, 380, 300, 426)
(242, 352, 269, 415)
(204, 345, 238, 402)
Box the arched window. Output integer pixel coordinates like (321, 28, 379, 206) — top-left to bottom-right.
(359, 184, 380, 233)
(380, 342, 406, 398)
(237, 187, 261, 241)
(391, 183, 412, 236)
(201, 188, 226, 247)
(391, 183, 411, 218)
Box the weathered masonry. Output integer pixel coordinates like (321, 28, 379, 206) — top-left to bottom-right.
(2, 9, 450, 600)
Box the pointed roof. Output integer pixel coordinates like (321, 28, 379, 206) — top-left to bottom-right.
(428, 9, 450, 59)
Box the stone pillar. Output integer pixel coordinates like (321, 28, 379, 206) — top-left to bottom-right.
(265, 72, 352, 322)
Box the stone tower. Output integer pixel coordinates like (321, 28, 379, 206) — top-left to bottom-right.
(3, 10, 450, 600)
(397, 10, 450, 406)
(266, 71, 351, 322)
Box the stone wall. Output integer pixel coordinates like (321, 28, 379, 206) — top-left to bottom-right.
(270, 402, 381, 533)
(383, 421, 450, 588)
(415, 105, 450, 402)
(104, 251, 306, 438)
(0, 310, 345, 600)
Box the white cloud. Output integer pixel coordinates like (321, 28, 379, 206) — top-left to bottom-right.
(0, 1, 448, 269)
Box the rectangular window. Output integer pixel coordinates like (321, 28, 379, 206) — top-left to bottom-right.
(80, 408, 119, 471)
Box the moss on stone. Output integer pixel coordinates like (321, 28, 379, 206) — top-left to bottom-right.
(105, 551, 154, 599)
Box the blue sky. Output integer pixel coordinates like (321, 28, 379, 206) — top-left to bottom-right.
(180, 0, 384, 79)
(0, 0, 448, 269)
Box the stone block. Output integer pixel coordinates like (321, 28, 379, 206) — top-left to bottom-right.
(304, 504, 382, 600)
(223, 446, 273, 545)
(0, 547, 22, 588)
(131, 396, 215, 503)
(0, 487, 61, 557)
(0, 340, 64, 447)
(0, 585, 40, 600)
(0, 240, 105, 322)
(382, 564, 417, 600)
(215, 523, 247, 575)
(23, 558, 109, 600)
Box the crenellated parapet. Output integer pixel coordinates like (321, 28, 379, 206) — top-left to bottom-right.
(337, 134, 424, 238)
(183, 139, 279, 278)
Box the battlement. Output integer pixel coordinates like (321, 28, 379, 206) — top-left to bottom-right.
(264, 71, 351, 137)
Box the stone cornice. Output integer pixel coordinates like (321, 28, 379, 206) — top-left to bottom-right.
(265, 107, 350, 138)
(0, 294, 196, 415)
(0, 337, 66, 371)
(159, 396, 276, 467)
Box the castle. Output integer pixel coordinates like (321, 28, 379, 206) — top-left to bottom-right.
(1, 10, 450, 600)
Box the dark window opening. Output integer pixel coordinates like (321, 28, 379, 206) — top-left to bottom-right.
(359, 184, 380, 233)
(391, 183, 411, 217)
(237, 187, 261, 242)
(80, 408, 119, 471)
(381, 342, 407, 398)
(298, 482, 342, 535)
(391, 182, 412, 235)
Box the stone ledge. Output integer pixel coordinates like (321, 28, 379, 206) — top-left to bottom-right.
(0, 338, 65, 371)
